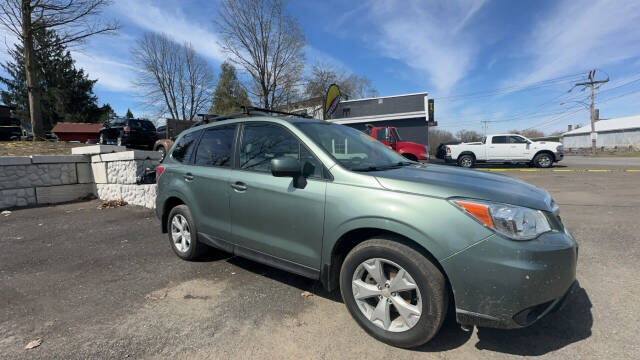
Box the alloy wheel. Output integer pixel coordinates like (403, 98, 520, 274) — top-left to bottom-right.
(351, 258, 422, 332)
(170, 214, 191, 253)
(460, 157, 472, 167)
(538, 155, 551, 168)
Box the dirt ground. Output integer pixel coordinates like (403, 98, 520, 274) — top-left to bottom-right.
(1, 170, 639, 359)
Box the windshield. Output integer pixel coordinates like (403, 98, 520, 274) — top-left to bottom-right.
(295, 122, 410, 171)
(392, 127, 403, 141)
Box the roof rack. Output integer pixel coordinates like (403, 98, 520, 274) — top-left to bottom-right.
(192, 106, 311, 127)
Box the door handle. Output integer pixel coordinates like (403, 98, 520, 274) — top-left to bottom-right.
(184, 172, 195, 181)
(230, 182, 247, 192)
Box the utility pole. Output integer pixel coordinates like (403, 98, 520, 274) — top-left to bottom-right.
(574, 70, 609, 154)
(481, 120, 488, 136)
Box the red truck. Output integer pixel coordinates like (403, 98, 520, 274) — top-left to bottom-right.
(365, 124, 430, 161)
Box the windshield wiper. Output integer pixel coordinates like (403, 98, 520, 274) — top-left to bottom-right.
(352, 162, 414, 172)
(351, 166, 383, 172)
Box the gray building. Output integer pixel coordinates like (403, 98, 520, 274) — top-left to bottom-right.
(329, 92, 431, 146)
(562, 115, 640, 151)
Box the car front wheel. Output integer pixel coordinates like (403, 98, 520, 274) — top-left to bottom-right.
(534, 153, 553, 168)
(340, 239, 448, 348)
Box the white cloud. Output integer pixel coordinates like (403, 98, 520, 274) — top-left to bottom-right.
(72, 51, 137, 92)
(518, 0, 640, 84)
(356, 0, 489, 94)
(113, 0, 226, 62)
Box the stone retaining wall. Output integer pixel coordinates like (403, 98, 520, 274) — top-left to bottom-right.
(1, 145, 159, 210)
(90, 149, 160, 209)
(0, 155, 92, 209)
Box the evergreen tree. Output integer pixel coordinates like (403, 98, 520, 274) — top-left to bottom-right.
(0, 27, 108, 131)
(209, 61, 249, 115)
(126, 108, 134, 119)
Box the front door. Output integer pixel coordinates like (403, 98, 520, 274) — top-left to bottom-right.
(229, 123, 326, 270)
(508, 135, 530, 159)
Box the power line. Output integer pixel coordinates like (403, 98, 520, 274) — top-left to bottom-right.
(432, 72, 586, 101)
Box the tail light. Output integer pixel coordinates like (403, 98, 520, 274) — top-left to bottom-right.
(123, 125, 130, 133)
(156, 164, 165, 179)
(446, 146, 451, 154)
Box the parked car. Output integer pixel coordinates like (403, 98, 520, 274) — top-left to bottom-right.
(153, 138, 173, 161)
(155, 117, 577, 348)
(0, 117, 22, 140)
(445, 134, 564, 168)
(366, 124, 429, 161)
(99, 118, 157, 149)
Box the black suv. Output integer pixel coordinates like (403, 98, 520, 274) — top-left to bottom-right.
(99, 118, 157, 149)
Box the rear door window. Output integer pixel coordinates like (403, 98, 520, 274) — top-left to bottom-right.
(171, 131, 200, 163)
(492, 136, 507, 144)
(194, 125, 235, 167)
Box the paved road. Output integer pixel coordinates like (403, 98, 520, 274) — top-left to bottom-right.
(560, 155, 640, 169)
(1, 171, 640, 359)
(430, 155, 640, 170)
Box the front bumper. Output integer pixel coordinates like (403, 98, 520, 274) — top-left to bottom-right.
(442, 229, 578, 329)
(555, 151, 564, 161)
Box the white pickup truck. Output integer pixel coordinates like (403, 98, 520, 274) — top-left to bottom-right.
(444, 134, 564, 168)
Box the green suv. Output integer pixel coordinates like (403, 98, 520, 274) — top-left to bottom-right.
(155, 116, 578, 348)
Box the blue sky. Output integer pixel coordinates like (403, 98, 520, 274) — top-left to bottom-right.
(2, 0, 640, 134)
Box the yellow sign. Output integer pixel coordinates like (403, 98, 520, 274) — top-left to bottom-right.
(324, 84, 341, 119)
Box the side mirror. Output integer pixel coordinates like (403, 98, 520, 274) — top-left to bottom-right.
(270, 157, 306, 189)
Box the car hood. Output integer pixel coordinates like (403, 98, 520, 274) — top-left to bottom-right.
(371, 164, 553, 211)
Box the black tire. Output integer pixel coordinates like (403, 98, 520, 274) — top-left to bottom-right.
(533, 152, 553, 168)
(457, 154, 475, 168)
(340, 239, 448, 348)
(167, 205, 207, 260)
(402, 153, 418, 162)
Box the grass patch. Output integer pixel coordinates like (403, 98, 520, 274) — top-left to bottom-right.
(0, 141, 88, 156)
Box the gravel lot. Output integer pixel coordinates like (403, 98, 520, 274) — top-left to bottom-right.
(1, 170, 639, 359)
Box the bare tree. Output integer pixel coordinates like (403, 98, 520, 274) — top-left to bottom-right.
(510, 129, 545, 139)
(0, 0, 118, 139)
(216, 0, 305, 109)
(456, 129, 483, 142)
(305, 62, 378, 101)
(132, 32, 214, 121)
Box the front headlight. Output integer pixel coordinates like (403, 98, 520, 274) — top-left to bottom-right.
(451, 199, 552, 240)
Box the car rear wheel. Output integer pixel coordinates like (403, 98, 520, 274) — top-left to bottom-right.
(340, 239, 448, 348)
(457, 154, 475, 168)
(534, 153, 553, 168)
(168, 205, 207, 260)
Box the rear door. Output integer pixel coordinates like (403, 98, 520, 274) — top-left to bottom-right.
(487, 135, 509, 159)
(188, 125, 236, 241)
(228, 122, 326, 271)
